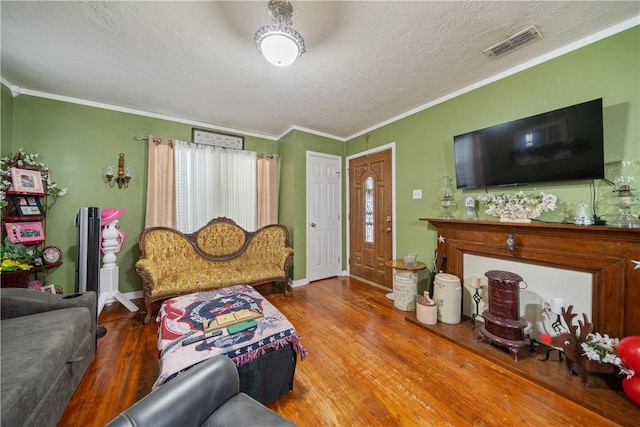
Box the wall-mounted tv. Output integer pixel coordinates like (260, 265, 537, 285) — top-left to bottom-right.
(453, 98, 604, 189)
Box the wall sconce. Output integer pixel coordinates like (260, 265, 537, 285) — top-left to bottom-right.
(106, 153, 131, 189)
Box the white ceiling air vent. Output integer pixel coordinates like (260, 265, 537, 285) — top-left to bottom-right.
(483, 25, 542, 58)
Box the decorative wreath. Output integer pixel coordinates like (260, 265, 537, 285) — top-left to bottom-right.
(0, 148, 68, 211)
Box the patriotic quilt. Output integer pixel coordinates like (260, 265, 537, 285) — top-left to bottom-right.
(154, 284, 306, 389)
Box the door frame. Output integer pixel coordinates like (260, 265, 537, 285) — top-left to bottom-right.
(305, 151, 343, 283)
(346, 142, 396, 280)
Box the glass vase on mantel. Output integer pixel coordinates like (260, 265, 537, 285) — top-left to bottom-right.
(438, 176, 457, 219)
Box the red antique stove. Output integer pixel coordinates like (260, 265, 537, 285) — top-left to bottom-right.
(477, 270, 531, 361)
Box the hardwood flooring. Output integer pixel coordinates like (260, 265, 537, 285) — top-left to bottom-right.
(59, 277, 638, 426)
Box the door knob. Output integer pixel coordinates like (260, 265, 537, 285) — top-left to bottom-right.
(311, 223, 316, 228)
(385, 227, 391, 233)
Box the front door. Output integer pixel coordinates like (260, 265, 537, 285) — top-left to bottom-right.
(348, 149, 393, 286)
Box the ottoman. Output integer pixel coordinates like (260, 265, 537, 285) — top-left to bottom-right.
(154, 284, 306, 404)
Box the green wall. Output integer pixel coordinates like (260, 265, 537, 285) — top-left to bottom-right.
(2, 26, 638, 293)
(345, 26, 639, 282)
(1, 84, 14, 155)
(5, 97, 276, 294)
(277, 130, 344, 280)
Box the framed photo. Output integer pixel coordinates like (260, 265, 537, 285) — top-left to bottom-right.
(41, 284, 56, 294)
(10, 168, 44, 194)
(10, 195, 44, 216)
(192, 128, 244, 150)
(5, 222, 45, 243)
(28, 280, 43, 291)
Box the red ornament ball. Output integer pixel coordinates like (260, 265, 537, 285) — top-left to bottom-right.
(623, 375, 640, 406)
(617, 335, 640, 371)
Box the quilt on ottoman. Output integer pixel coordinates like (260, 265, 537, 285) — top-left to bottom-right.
(155, 284, 306, 392)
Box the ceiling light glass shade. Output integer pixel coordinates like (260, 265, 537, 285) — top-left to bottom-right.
(254, 0, 305, 67)
(255, 26, 305, 67)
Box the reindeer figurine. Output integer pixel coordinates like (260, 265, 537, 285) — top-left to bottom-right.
(540, 305, 616, 387)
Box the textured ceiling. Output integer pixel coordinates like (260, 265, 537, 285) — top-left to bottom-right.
(1, 1, 639, 140)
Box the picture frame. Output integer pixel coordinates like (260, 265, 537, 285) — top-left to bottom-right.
(28, 280, 43, 291)
(10, 195, 45, 216)
(192, 128, 244, 150)
(41, 284, 56, 294)
(10, 168, 44, 194)
(5, 222, 45, 243)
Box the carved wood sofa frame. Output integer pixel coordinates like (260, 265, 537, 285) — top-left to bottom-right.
(136, 217, 293, 324)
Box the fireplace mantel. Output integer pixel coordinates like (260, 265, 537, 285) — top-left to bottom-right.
(421, 218, 640, 337)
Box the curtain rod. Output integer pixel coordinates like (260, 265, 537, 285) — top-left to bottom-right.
(134, 135, 173, 145)
(135, 135, 278, 158)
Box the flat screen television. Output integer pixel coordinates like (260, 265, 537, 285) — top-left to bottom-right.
(453, 98, 604, 189)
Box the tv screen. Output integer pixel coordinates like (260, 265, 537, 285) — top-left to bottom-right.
(453, 98, 604, 189)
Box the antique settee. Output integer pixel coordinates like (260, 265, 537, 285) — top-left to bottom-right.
(107, 355, 297, 427)
(136, 217, 293, 324)
(0, 288, 97, 427)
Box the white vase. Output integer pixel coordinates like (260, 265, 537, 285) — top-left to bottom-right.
(499, 217, 532, 223)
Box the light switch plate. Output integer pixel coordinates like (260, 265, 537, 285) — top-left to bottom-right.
(412, 189, 422, 199)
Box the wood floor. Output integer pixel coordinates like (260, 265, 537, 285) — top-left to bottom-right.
(59, 277, 638, 426)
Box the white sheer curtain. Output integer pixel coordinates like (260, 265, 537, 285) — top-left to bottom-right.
(221, 149, 257, 231)
(174, 140, 257, 233)
(175, 140, 221, 233)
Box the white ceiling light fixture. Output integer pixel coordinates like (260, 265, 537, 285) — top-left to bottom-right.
(254, 0, 306, 67)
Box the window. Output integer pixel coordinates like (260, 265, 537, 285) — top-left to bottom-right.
(174, 141, 256, 233)
(364, 176, 374, 243)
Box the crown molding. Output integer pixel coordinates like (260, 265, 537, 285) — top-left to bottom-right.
(2, 16, 637, 144)
(344, 16, 640, 141)
(0, 81, 280, 142)
(277, 125, 346, 142)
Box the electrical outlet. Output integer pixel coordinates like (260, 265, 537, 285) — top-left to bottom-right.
(412, 189, 422, 199)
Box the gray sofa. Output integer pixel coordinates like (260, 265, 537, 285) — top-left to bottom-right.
(107, 355, 297, 427)
(0, 288, 97, 427)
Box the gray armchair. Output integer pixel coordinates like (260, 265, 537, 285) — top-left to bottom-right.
(107, 355, 297, 427)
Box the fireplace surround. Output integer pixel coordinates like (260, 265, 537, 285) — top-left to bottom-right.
(420, 219, 640, 338)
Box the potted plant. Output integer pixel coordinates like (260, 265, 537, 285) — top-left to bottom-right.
(1, 236, 36, 287)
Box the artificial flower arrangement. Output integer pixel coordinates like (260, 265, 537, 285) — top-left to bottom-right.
(581, 333, 635, 379)
(477, 191, 557, 221)
(0, 148, 68, 210)
(582, 333, 640, 405)
(0, 236, 36, 272)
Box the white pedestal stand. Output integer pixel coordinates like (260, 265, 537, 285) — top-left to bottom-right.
(98, 220, 138, 315)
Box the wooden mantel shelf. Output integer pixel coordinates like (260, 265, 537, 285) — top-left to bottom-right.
(420, 218, 640, 337)
(421, 218, 640, 239)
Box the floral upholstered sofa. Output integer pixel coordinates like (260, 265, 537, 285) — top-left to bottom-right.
(135, 217, 293, 324)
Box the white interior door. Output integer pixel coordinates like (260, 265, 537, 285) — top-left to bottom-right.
(306, 151, 342, 282)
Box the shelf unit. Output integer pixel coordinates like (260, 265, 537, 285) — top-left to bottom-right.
(2, 190, 62, 287)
